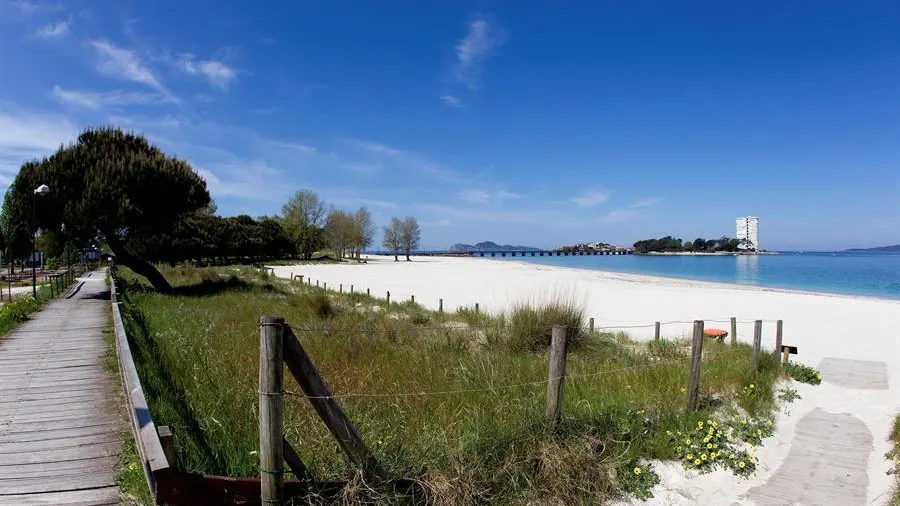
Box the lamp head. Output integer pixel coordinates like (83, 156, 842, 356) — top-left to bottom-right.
(33, 184, 50, 196)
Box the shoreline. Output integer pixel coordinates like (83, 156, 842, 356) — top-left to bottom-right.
(479, 256, 900, 304)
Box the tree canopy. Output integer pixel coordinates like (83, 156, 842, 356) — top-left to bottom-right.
(1, 127, 210, 291)
(633, 235, 743, 253)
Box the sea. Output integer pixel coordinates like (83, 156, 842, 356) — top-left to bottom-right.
(493, 252, 900, 301)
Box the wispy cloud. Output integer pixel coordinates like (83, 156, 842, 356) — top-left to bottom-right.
(0, 109, 78, 191)
(453, 14, 506, 89)
(597, 209, 638, 223)
(91, 40, 174, 100)
(269, 141, 317, 156)
(570, 188, 610, 207)
(330, 197, 398, 210)
(52, 85, 161, 110)
(196, 160, 284, 200)
(441, 95, 463, 108)
(34, 19, 69, 39)
(347, 139, 460, 182)
(106, 114, 186, 130)
(179, 54, 238, 90)
(458, 188, 523, 204)
(420, 203, 588, 228)
(629, 198, 661, 208)
(6, 0, 40, 14)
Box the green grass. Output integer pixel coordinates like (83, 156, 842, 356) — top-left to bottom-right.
(117, 265, 782, 505)
(889, 415, 900, 506)
(0, 283, 61, 341)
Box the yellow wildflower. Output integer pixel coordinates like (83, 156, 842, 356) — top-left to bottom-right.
(681, 387, 687, 393)
(666, 430, 673, 436)
(701, 454, 708, 461)
(694, 459, 701, 466)
(749, 383, 755, 389)
(738, 461, 746, 469)
(634, 467, 642, 476)
(706, 443, 713, 449)
(687, 453, 694, 460)
(128, 463, 136, 471)
(698, 421, 704, 428)
(713, 444, 718, 449)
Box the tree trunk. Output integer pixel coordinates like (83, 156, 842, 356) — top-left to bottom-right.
(405, 253, 410, 261)
(393, 254, 398, 262)
(105, 234, 173, 293)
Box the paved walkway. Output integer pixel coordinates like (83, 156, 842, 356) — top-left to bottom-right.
(0, 272, 123, 506)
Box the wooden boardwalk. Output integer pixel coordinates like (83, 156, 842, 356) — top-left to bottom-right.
(0, 272, 123, 506)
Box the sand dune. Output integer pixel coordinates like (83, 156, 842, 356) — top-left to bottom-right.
(270, 255, 900, 505)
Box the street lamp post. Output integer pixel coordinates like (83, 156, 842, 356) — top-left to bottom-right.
(31, 184, 50, 298)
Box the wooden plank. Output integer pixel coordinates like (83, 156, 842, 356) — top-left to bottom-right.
(0, 486, 119, 506)
(0, 392, 113, 409)
(0, 416, 116, 434)
(0, 385, 110, 402)
(282, 326, 386, 481)
(3, 406, 112, 424)
(0, 472, 116, 495)
(752, 320, 763, 371)
(0, 422, 120, 443)
(0, 456, 118, 479)
(0, 378, 114, 393)
(0, 441, 121, 465)
(0, 432, 122, 453)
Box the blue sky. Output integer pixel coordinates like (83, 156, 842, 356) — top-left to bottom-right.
(1, 1, 898, 251)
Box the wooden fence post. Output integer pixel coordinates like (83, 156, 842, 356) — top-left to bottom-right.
(730, 317, 737, 345)
(157, 426, 176, 466)
(411, 295, 414, 304)
(350, 285, 354, 294)
(752, 320, 762, 371)
(299, 275, 304, 284)
(774, 320, 783, 365)
(316, 280, 319, 288)
(545, 325, 568, 427)
(282, 327, 387, 481)
(367, 288, 370, 296)
(323, 282, 327, 291)
(339, 284, 342, 293)
(475, 303, 479, 313)
(439, 298, 443, 313)
(686, 320, 704, 411)
(654, 321, 661, 341)
(259, 316, 285, 504)
(589, 317, 594, 333)
(386, 291, 390, 305)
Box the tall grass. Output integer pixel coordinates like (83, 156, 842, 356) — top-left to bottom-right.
(117, 265, 780, 505)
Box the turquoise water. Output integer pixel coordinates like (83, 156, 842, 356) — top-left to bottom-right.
(493, 252, 900, 300)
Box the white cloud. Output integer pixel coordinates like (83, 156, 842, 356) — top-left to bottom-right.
(570, 188, 610, 207)
(597, 209, 639, 223)
(91, 40, 174, 100)
(453, 14, 506, 89)
(441, 95, 463, 107)
(196, 160, 283, 200)
(6, 0, 40, 14)
(52, 85, 160, 110)
(347, 139, 460, 182)
(330, 197, 398, 209)
(457, 188, 523, 204)
(269, 141, 316, 156)
(35, 19, 69, 39)
(179, 54, 238, 90)
(0, 109, 78, 191)
(0, 109, 77, 156)
(420, 203, 589, 228)
(629, 198, 661, 208)
(106, 114, 186, 130)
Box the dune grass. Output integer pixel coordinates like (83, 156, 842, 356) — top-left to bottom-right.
(889, 415, 900, 506)
(117, 265, 781, 504)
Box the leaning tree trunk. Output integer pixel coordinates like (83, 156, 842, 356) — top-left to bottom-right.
(105, 235, 173, 293)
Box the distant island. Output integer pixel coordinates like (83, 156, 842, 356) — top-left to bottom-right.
(845, 245, 900, 253)
(449, 241, 542, 253)
(633, 235, 757, 254)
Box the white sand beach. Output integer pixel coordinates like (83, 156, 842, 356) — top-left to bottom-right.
(270, 255, 900, 505)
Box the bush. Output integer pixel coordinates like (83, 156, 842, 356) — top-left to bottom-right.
(784, 362, 822, 385)
(303, 291, 336, 319)
(506, 297, 586, 352)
